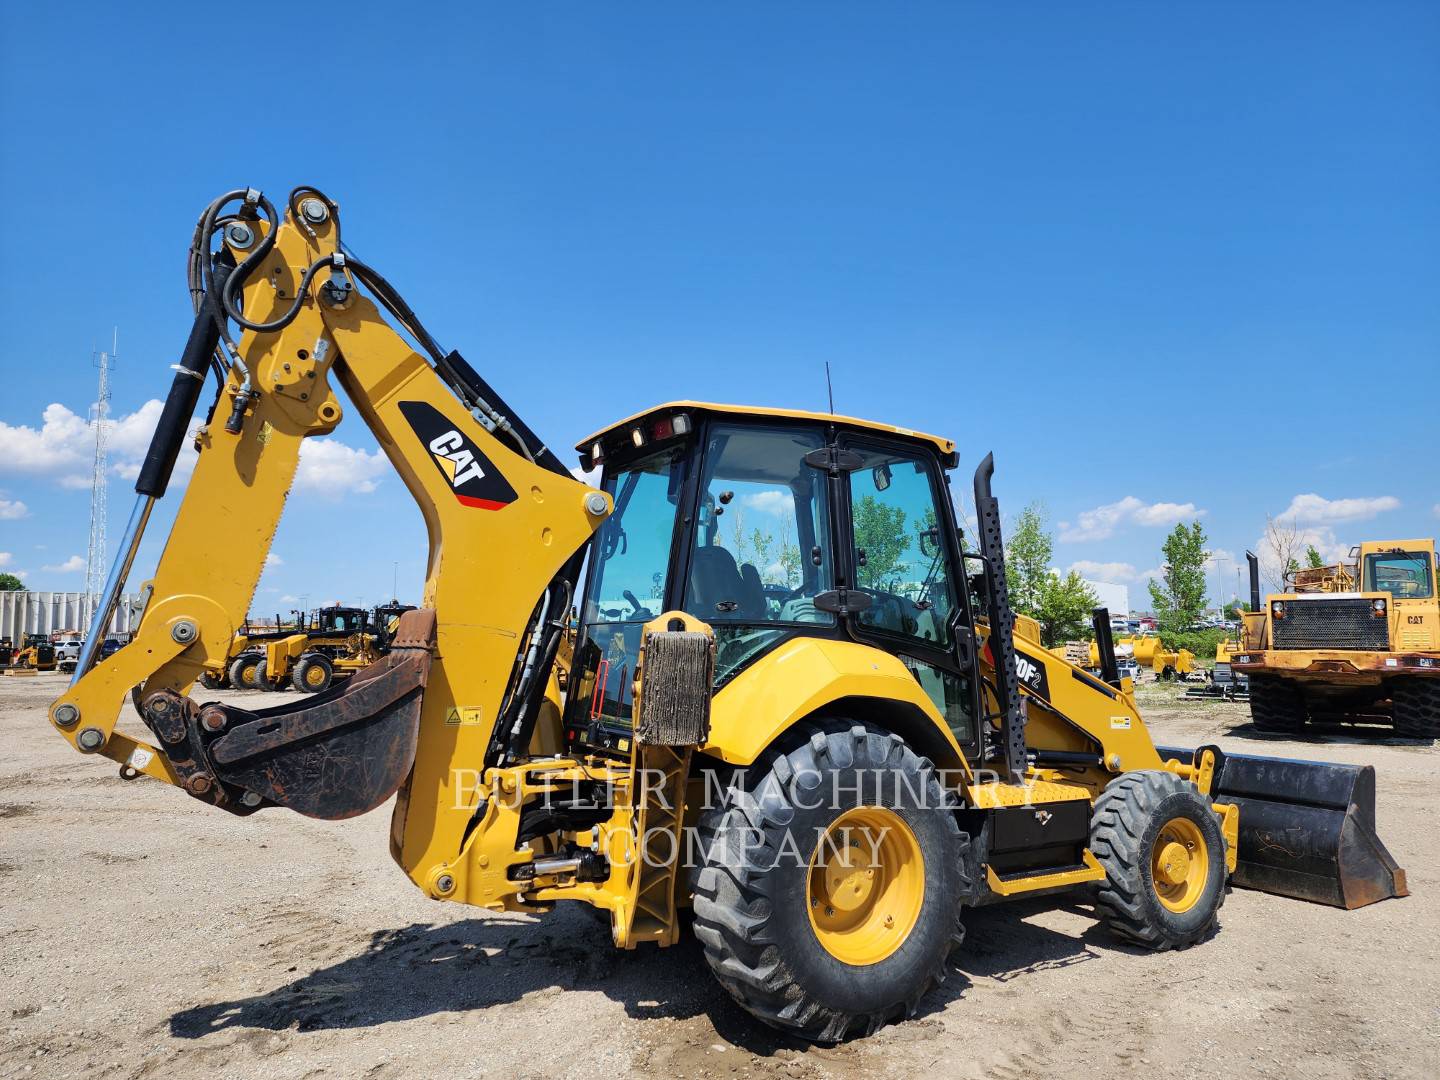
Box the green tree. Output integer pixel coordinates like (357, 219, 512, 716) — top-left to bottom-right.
(1002, 503, 1096, 645)
(1036, 570, 1100, 647)
(852, 494, 910, 588)
(1005, 502, 1052, 618)
(1305, 544, 1324, 569)
(0, 573, 23, 591)
(1149, 521, 1210, 638)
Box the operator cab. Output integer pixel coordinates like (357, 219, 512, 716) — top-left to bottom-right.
(563, 402, 978, 757)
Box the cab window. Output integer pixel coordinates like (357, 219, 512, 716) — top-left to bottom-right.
(846, 445, 957, 648)
(684, 424, 835, 626)
(1363, 551, 1434, 599)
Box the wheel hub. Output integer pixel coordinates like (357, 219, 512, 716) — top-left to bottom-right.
(807, 806, 925, 966)
(1151, 816, 1208, 913)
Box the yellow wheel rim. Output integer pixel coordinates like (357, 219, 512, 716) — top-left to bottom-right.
(305, 665, 327, 688)
(1151, 815, 1208, 913)
(807, 806, 924, 966)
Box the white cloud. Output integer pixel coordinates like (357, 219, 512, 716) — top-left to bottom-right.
(293, 438, 388, 497)
(741, 491, 790, 515)
(0, 498, 28, 519)
(1202, 548, 1236, 572)
(570, 464, 602, 487)
(0, 399, 195, 490)
(1059, 496, 1205, 542)
(280, 594, 300, 603)
(1068, 560, 1139, 583)
(0, 552, 11, 568)
(1278, 493, 1399, 525)
(42, 554, 85, 573)
(264, 553, 284, 570)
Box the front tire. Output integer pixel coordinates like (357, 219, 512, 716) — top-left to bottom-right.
(1249, 675, 1306, 734)
(228, 654, 263, 691)
(691, 722, 968, 1043)
(1392, 678, 1440, 740)
(292, 654, 334, 694)
(1091, 770, 1226, 951)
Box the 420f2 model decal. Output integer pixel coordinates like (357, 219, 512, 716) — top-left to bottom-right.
(398, 401, 518, 511)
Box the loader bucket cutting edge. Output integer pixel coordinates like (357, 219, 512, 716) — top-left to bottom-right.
(1158, 745, 1408, 909)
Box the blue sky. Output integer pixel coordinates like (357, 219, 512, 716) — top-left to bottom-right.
(1, 2, 1437, 614)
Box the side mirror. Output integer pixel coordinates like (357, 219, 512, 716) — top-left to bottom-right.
(919, 526, 941, 558)
(872, 464, 892, 491)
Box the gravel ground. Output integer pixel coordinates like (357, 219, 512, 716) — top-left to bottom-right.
(3, 672, 1437, 1080)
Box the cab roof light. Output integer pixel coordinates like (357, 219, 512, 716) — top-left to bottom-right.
(630, 426, 646, 448)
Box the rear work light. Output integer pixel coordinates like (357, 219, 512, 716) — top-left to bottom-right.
(1372, 598, 1387, 618)
(1272, 602, 1286, 620)
(649, 412, 692, 442)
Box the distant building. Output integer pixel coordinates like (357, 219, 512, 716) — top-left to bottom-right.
(0, 591, 146, 641)
(1083, 580, 1129, 618)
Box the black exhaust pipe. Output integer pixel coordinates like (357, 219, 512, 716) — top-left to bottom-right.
(1246, 550, 1261, 612)
(1091, 607, 1120, 688)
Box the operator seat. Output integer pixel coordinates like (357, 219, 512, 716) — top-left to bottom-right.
(689, 545, 763, 619)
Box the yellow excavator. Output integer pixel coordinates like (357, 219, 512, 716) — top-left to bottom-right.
(48, 187, 1407, 1043)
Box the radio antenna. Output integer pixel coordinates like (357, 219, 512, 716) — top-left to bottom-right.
(825, 361, 835, 414)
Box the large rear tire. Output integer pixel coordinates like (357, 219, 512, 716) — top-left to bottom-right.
(691, 722, 968, 1044)
(1249, 675, 1306, 734)
(1392, 678, 1440, 740)
(1091, 770, 1226, 951)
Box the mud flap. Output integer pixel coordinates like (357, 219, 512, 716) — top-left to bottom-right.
(141, 609, 436, 820)
(1160, 745, 1408, 909)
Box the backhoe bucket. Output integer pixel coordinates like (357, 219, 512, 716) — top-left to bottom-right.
(1160, 746, 1408, 909)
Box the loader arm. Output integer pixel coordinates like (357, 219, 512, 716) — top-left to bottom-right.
(49, 189, 609, 891)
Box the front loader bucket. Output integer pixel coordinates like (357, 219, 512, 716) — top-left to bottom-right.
(1159, 745, 1408, 909)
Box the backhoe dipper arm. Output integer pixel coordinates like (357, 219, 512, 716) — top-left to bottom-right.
(48, 189, 609, 889)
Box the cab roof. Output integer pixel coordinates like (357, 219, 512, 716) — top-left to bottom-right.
(576, 401, 957, 464)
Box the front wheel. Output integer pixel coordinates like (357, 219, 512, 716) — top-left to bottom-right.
(292, 654, 334, 694)
(1392, 678, 1440, 740)
(1091, 770, 1226, 950)
(228, 654, 263, 691)
(691, 723, 969, 1043)
(1249, 675, 1306, 734)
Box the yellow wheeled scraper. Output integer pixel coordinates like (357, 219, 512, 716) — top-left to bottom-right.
(48, 185, 1407, 1043)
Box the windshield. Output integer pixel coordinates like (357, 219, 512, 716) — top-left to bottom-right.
(1363, 551, 1434, 599)
(570, 446, 687, 728)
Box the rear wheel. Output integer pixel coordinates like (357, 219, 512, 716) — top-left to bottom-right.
(1392, 678, 1440, 740)
(1249, 675, 1306, 734)
(1091, 770, 1226, 950)
(228, 654, 263, 691)
(292, 654, 334, 694)
(691, 722, 968, 1043)
(198, 671, 226, 690)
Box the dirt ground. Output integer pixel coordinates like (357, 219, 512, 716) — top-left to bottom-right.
(2, 672, 1437, 1080)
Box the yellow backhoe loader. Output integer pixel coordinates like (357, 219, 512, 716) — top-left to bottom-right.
(47, 187, 1408, 1043)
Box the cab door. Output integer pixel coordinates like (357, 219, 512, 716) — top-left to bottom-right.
(834, 436, 980, 754)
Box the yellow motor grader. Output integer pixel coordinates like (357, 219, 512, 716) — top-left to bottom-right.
(48, 187, 1408, 1043)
